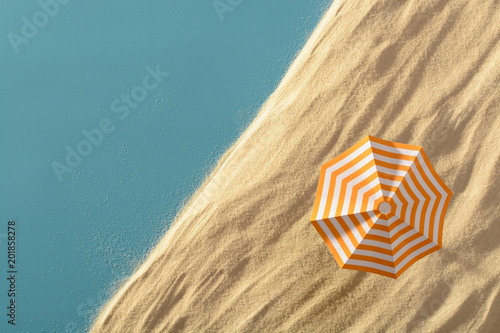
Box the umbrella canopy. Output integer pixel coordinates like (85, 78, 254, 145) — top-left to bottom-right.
(310, 135, 452, 278)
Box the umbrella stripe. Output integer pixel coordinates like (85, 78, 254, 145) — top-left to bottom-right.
(370, 228, 392, 238)
(372, 223, 390, 233)
(371, 147, 416, 161)
(322, 151, 373, 219)
(417, 151, 452, 246)
(391, 191, 406, 222)
(374, 165, 408, 177)
(342, 213, 371, 236)
(346, 167, 387, 214)
(323, 218, 353, 256)
(395, 245, 440, 278)
(321, 138, 371, 170)
(399, 179, 420, 228)
(314, 219, 348, 263)
(375, 160, 411, 172)
(390, 224, 415, 243)
(312, 139, 371, 222)
(356, 244, 393, 256)
(392, 231, 436, 265)
(361, 185, 383, 215)
(392, 231, 421, 253)
(405, 174, 426, 232)
(368, 136, 421, 156)
(360, 211, 377, 232)
(338, 216, 364, 244)
(344, 165, 398, 214)
(360, 239, 393, 250)
(372, 153, 414, 166)
(388, 217, 406, 232)
(419, 150, 452, 197)
(343, 260, 396, 277)
(332, 212, 389, 255)
(336, 161, 378, 216)
(380, 183, 399, 194)
(364, 234, 392, 244)
(349, 172, 379, 214)
(398, 164, 440, 243)
(319, 144, 373, 220)
(311, 164, 329, 222)
(379, 177, 401, 187)
(347, 227, 394, 267)
(347, 175, 385, 215)
(390, 222, 419, 248)
(353, 179, 381, 213)
(377, 171, 404, 182)
(407, 166, 431, 236)
(412, 163, 439, 236)
(414, 155, 442, 199)
(331, 155, 386, 216)
(373, 197, 385, 213)
(394, 182, 414, 226)
(350, 249, 394, 262)
(310, 220, 345, 266)
(395, 241, 438, 270)
(348, 254, 394, 268)
(412, 158, 442, 243)
(331, 216, 360, 249)
(394, 237, 434, 266)
(388, 217, 409, 234)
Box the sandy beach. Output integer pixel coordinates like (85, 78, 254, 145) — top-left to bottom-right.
(91, 0, 500, 331)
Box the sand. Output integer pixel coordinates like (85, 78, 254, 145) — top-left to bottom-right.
(90, 0, 500, 331)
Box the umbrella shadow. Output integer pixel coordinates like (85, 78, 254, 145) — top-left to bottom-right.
(403, 281, 451, 330)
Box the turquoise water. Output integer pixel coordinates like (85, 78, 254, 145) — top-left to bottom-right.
(1, 1, 329, 331)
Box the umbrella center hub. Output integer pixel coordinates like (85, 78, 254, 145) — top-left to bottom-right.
(378, 202, 392, 215)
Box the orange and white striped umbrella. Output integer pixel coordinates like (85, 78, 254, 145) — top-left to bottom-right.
(310, 135, 452, 278)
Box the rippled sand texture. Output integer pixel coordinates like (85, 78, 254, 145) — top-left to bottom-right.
(91, 0, 500, 331)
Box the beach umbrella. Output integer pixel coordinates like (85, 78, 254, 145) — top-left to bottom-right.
(310, 135, 452, 278)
